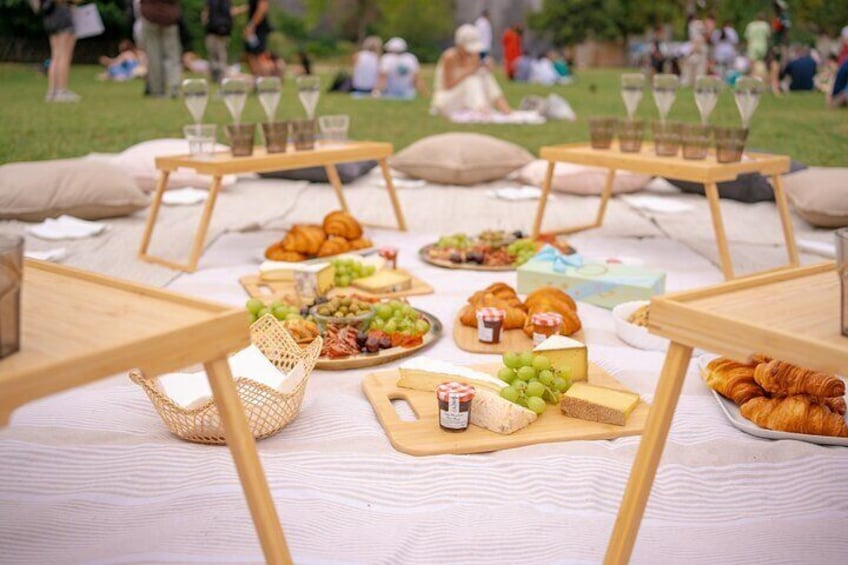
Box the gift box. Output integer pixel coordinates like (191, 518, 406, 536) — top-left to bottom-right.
(517, 245, 665, 309)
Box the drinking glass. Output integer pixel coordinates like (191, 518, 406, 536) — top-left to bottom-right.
(0, 234, 24, 358)
(652, 73, 679, 124)
(261, 121, 289, 154)
(221, 77, 249, 124)
(837, 228, 848, 337)
(652, 120, 682, 156)
(617, 118, 645, 153)
(713, 126, 748, 163)
(256, 76, 282, 123)
(182, 78, 209, 124)
(296, 75, 321, 119)
(184, 124, 217, 157)
(734, 76, 763, 129)
(681, 123, 711, 160)
(620, 73, 645, 120)
(694, 75, 722, 126)
(318, 114, 350, 144)
(588, 117, 616, 150)
(226, 123, 256, 157)
(290, 118, 317, 151)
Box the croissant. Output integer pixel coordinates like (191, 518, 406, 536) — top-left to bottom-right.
(740, 395, 848, 437)
(265, 245, 307, 262)
(459, 297, 526, 329)
(282, 225, 326, 256)
(753, 360, 845, 398)
(348, 237, 372, 250)
(822, 396, 847, 416)
(525, 286, 577, 312)
(469, 286, 523, 311)
(317, 236, 351, 257)
(704, 358, 764, 406)
(322, 210, 363, 240)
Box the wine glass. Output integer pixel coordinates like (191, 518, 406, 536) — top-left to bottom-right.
(652, 73, 679, 124)
(621, 73, 645, 120)
(182, 78, 209, 125)
(694, 75, 722, 125)
(734, 76, 763, 129)
(256, 76, 281, 124)
(296, 75, 321, 119)
(221, 77, 249, 124)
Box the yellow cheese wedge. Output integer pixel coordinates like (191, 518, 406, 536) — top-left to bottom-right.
(560, 382, 640, 426)
(352, 270, 412, 293)
(293, 262, 334, 296)
(397, 357, 506, 393)
(533, 334, 588, 381)
(470, 389, 537, 434)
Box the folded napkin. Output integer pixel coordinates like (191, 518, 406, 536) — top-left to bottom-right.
(621, 195, 694, 214)
(24, 248, 67, 262)
(155, 345, 307, 409)
(26, 215, 108, 240)
(797, 239, 835, 259)
(162, 187, 208, 206)
(378, 178, 427, 189)
(486, 186, 550, 201)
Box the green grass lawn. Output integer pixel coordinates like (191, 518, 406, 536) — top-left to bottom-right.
(1, 62, 846, 165)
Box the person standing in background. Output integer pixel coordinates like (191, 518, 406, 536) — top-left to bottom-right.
(42, 0, 79, 102)
(474, 10, 492, 60)
(203, 0, 245, 84)
(501, 24, 522, 80)
(140, 0, 181, 97)
(745, 13, 771, 63)
(243, 0, 271, 76)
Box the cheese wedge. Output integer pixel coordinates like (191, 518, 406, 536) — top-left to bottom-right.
(470, 388, 537, 434)
(397, 357, 506, 393)
(560, 382, 639, 426)
(259, 260, 301, 281)
(534, 334, 588, 382)
(352, 270, 412, 293)
(293, 262, 335, 296)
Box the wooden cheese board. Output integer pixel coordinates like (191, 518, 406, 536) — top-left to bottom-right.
(240, 268, 434, 302)
(362, 362, 649, 455)
(418, 244, 516, 272)
(453, 314, 585, 354)
(316, 309, 442, 370)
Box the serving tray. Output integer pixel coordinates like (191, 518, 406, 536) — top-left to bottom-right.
(418, 244, 516, 272)
(240, 268, 433, 302)
(453, 314, 585, 354)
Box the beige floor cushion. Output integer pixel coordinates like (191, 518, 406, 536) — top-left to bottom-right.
(0, 159, 150, 222)
(112, 139, 238, 192)
(782, 167, 848, 228)
(389, 133, 533, 185)
(518, 160, 652, 195)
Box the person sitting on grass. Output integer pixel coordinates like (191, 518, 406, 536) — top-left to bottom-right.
(431, 24, 511, 115)
(351, 36, 381, 94)
(829, 58, 848, 108)
(99, 39, 146, 81)
(373, 37, 424, 99)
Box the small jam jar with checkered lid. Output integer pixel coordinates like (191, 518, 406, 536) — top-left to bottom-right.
(435, 382, 476, 432)
(531, 312, 563, 345)
(476, 307, 505, 344)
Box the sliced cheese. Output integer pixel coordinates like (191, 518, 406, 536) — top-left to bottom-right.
(560, 382, 639, 426)
(533, 334, 588, 382)
(259, 260, 301, 281)
(470, 388, 537, 434)
(397, 357, 506, 393)
(352, 270, 412, 293)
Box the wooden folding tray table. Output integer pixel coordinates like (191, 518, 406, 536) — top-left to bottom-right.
(0, 260, 292, 563)
(531, 143, 799, 280)
(139, 141, 407, 273)
(603, 262, 845, 564)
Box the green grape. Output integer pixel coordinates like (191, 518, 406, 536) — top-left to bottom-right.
(400, 304, 414, 317)
(526, 381, 545, 398)
(246, 298, 264, 315)
(527, 396, 547, 415)
(502, 352, 521, 369)
(389, 300, 403, 311)
(542, 387, 560, 404)
(532, 355, 552, 372)
(538, 370, 554, 386)
(519, 351, 535, 367)
(272, 305, 288, 320)
(256, 307, 270, 319)
(415, 319, 430, 335)
(558, 366, 573, 381)
(399, 319, 412, 332)
(500, 386, 520, 403)
(364, 265, 376, 276)
(371, 317, 385, 329)
(376, 304, 392, 320)
(269, 299, 284, 310)
(553, 377, 570, 392)
(517, 366, 536, 381)
(513, 380, 527, 392)
(338, 275, 351, 287)
(384, 320, 398, 333)
(392, 309, 404, 320)
(498, 367, 516, 383)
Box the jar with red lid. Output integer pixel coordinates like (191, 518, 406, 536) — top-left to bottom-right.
(476, 307, 505, 344)
(531, 312, 563, 344)
(379, 246, 399, 269)
(436, 382, 476, 432)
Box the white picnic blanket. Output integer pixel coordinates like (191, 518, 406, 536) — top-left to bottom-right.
(1, 229, 846, 564)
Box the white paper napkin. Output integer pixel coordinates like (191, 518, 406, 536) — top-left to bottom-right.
(162, 187, 208, 206)
(378, 178, 427, 189)
(26, 215, 108, 240)
(24, 248, 67, 262)
(797, 239, 836, 259)
(621, 195, 694, 214)
(486, 186, 550, 201)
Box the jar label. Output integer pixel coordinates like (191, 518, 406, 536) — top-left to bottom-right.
(478, 325, 494, 343)
(439, 408, 469, 429)
(532, 332, 547, 345)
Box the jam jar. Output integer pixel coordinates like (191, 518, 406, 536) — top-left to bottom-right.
(436, 382, 476, 432)
(530, 312, 563, 344)
(476, 307, 505, 344)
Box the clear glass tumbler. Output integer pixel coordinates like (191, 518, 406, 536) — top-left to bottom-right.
(588, 117, 617, 149)
(226, 123, 256, 157)
(0, 234, 24, 358)
(184, 124, 217, 157)
(261, 121, 289, 154)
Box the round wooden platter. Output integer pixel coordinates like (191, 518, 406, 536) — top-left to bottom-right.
(418, 244, 516, 272)
(315, 310, 443, 370)
(453, 314, 585, 354)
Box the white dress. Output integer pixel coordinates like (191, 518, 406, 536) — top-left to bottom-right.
(352, 50, 379, 91)
(431, 59, 504, 115)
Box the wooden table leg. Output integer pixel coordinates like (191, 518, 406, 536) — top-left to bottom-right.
(594, 168, 617, 227)
(186, 175, 223, 272)
(771, 174, 800, 267)
(531, 161, 556, 238)
(325, 164, 350, 213)
(604, 341, 693, 565)
(138, 170, 170, 256)
(703, 182, 735, 280)
(378, 158, 407, 231)
(205, 357, 293, 565)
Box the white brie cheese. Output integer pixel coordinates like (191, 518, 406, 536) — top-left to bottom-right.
(470, 389, 537, 434)
(259, 260, 300, 281)
(397, 357, 506, 393)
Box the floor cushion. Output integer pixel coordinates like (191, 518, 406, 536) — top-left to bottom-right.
(0, 159, 150, 222)
(112, 139, 238, 192)
(258, 160, 378, 183)
(782, 167, 848, 228)
(390, 133, 533, 185)
(517, 160, 652, 195)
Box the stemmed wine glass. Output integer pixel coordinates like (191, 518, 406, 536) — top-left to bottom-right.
(652, 73, 679, 124)
(296, 75, 320, 119)
(221, 77, 248, 124)
(734, 76, 763, 129)
(621, 73, 645, 120)
(182, 78, 209, 124)
(256, 76, 281, 123)
(694, 75, 722, 126)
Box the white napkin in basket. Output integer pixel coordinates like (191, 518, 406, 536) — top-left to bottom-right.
(155, 345, 306, 409)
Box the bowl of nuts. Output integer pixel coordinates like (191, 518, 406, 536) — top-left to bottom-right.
(309, 296, 376, 335)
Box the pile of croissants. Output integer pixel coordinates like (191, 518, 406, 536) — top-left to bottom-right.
(458, 282, 582, 338)
(705, 356, 848, 437)
(265, 211, 372, 262)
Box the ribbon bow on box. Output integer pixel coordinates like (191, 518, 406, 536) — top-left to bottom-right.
(533, 244, 583, 273)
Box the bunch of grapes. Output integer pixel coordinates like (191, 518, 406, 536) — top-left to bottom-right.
(331, 258, 376, 287)
(435, 233, 472, 250)
(497, 351, 572, 415)
(369, 299, 431, 336)
(507, 238, 539, 267)
(246, 298, 303, 324)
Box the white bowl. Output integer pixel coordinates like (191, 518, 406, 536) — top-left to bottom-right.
(611, 300, 670, 352)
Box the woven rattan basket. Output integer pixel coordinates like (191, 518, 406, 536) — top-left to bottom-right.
(130, 314, 323, 444)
